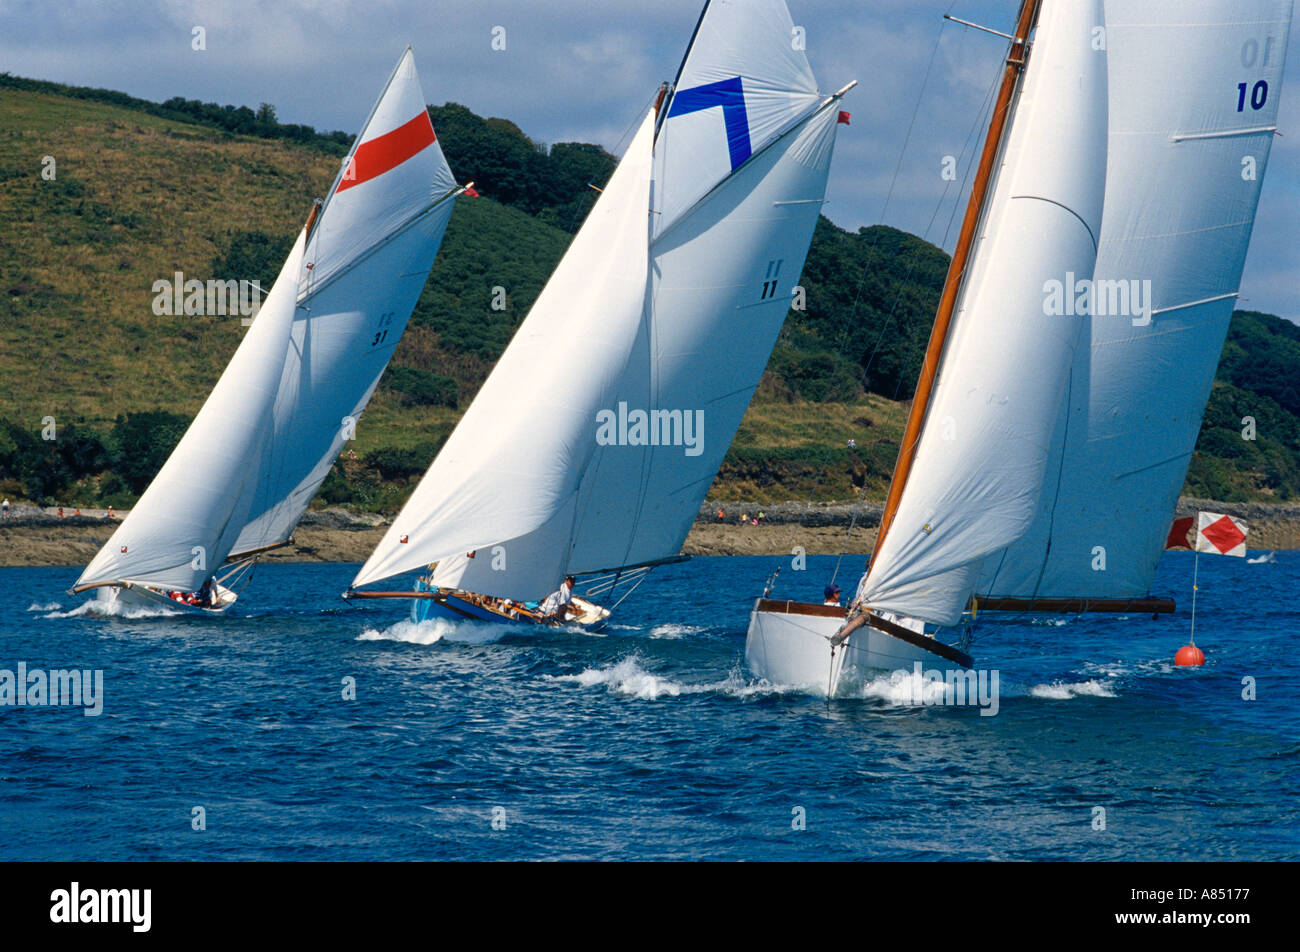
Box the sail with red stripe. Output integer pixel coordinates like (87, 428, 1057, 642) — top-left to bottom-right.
(229, 47, 461, 560)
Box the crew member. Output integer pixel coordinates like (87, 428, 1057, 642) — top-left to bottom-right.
(539, 575, 576, 622)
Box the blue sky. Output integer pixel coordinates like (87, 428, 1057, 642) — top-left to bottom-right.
(3, 0, 1296, 321)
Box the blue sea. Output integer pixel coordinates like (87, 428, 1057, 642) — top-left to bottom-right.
(1, 552, 1296, 861)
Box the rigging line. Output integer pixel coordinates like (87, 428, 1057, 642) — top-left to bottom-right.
(858, 11, 999, 385)
(835, 7, 956, 357)
(565, 88, 660, 237)
(868, 55, 1001, 396)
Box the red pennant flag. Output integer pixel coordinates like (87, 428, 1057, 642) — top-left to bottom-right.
(837, 110, 851, 125)
(464, 185, 480, 198)
(1164, 516, 1194, 550)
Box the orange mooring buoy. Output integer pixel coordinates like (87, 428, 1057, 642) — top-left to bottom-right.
(1175, 643, 1205, 666)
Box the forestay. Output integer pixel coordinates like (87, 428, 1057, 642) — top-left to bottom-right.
(857, 0, 1110, 626)
(978, 0, 1293, 602)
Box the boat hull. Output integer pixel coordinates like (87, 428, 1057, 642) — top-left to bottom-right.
(97, 581, 236, 615)
(409, 581, 609, 630)
(744, 598, 971, 695)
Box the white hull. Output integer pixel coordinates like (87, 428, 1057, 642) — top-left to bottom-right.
(97, 581, 236, 615)
(745, 599, 971, 695)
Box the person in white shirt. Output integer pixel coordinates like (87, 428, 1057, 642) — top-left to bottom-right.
(823, 584, 841, 606)
(539, 575, 576, 622)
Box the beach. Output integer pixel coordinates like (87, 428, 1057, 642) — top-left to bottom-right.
(3, 498, 1297, 567)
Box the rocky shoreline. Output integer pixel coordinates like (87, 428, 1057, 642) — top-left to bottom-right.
(1, 497, 1296, 568)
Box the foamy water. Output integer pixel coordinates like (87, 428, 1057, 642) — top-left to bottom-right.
(1028, 679, 1117, 700)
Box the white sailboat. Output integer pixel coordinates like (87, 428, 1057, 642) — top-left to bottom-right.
(974, 0, 1293, 614)
(72, 48, 466, 614)
(347, 0, 854, 628)
(746, 0, 1110, 692)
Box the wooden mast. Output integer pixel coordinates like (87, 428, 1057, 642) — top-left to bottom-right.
(867, 0, 1041, 570)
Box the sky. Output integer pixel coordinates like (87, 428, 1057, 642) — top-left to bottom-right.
(2, 0, 1297, 321)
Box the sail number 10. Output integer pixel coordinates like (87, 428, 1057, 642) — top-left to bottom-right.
(1236, 80, 1269, 112)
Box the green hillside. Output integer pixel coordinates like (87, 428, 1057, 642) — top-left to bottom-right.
(1, 76, 1297, 511)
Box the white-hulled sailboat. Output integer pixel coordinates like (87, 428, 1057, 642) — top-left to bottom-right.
(746, 0, 1110, 691)
(975, 0, 1293, 613)
(346, 0, 854, 628)
(72, 48, 467, 614)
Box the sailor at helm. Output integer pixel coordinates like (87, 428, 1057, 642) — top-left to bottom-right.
(539, 575, 576, 622)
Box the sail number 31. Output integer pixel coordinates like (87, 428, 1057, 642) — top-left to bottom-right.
(372, 311, 395, 347)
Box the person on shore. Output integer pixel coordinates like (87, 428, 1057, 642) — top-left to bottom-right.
(741, 511, 749, 525)
(1, 499, 8, 518)
(716, 507, 725, 522)
(823, 584, 841, 606)
(105, 506, 116, 520)
(540, 575, 576, 623)
(57, 507, 64, 518)
(758, 510, 767, 524)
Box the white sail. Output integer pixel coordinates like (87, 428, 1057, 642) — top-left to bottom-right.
(74, 231, 307, 591)
(402, 1, 846, 601)
(230, 48, 458, 556)
(855, 0, 1110, 626)
(569, 99, 843, 576)
(355, 0, 849, 601)
(351, 109, 658, 596)
(431, 98, 845, 600)
(977, 0, 1293, 602)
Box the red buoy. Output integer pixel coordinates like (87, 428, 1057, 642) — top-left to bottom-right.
(1175, 644, 1205, 666)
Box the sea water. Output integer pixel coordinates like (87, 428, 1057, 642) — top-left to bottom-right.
(1, 552, 1296, 860)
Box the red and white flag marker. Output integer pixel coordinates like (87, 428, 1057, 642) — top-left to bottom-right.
(1178, 511, 1250, 666)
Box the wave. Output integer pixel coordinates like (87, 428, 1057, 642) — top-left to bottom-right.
(43, 599, 178, 620)
(357, 618, 509, 646)
(27, 602, 60, 612)
(1029, 679, 1116, 700)
(547, 656, 782, 701)
(647, 623, 706, 640)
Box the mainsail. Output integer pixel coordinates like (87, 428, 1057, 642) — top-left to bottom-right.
(853, 0, 1110, 627)
(75, 48, 459, 595)
(977, 0, 1293, 604)
(353, 0, 851, 602)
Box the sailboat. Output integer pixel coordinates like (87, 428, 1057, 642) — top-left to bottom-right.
(71, 48, 467, 614)
(346, 0, 855, 628)
(973, 0, 1293, 615)
(746, 0, 1110, 691)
